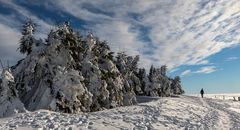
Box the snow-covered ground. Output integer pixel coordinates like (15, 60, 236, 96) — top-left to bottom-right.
(1, 95, 240, 130)
(191, 93, 240, 100)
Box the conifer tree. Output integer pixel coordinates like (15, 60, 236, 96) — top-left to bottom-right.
(160, 65, 167, 76)
(19, 19, 36, 55)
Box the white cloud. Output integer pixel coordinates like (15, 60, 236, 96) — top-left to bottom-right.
(226, 56, 238, 61)
(169, 68, 180, 74)
(0, 0, 53, 66)
(0, 23, 23, 66)
(181, 66, 217, 77)
(52, 1, 113, 21)
(195, 60, 210, 65)
(45, 0, 240, 70)
(194, 66, 217, 74)
(1, 0, 240, 71)
(0, 0, 52, 38)
(93, 21, 144, 56)
(181, 70, 192, 76)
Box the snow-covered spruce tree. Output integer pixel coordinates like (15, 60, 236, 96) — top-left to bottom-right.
(137, 68, 150, 95)
(12, 21, 140, 113)
(13, 22, 93, 113)
(144, 65, 179, 97)
(160, 65, 167, 76)
(159, 65, 172, 97)
(149, 65, 155, 80)
(0, 68, 25, 117)
(171, 76, 184, 95)
(115, 52, 145, 104)
(79, 34, 126, 111)
(19, 19, 36, 55)
(147, 66, 161, 96)
(7, 20, 184, 114)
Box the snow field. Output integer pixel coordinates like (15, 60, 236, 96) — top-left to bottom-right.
(1, 95, 240, 130)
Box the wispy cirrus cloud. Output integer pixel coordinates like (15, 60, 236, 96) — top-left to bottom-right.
(181, 66, 217, 76)
(0, 0, 240, 73)
(0, 0, 52, 38)
(0, 0, 52, 66)
(93, 21, 144, 56)
(181, 70, 192, 76)
(43, 0, 240, 70)
(0, 22, 22, 66)
(226, 56, 238, 61)
(195, 66, 217, 74)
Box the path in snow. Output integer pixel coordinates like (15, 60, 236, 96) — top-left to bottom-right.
(0, 96, 240, 130)
(204, 97, 240, 130)
(191, 96, 232, 130)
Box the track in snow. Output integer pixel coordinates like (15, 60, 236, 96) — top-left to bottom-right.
(187, 96, 240, 130)
(204, 97, 240, 130)
(1, 96, 240, 130)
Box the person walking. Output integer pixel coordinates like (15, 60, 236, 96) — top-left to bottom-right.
(200, 88, 204, 98)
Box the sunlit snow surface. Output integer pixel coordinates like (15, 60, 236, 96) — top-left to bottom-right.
(1, 95, 240, 130)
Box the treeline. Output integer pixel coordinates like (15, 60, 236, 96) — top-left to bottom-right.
(0, 20, 184, 115)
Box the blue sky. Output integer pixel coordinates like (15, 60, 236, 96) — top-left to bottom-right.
(0, 0, 239, 94)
